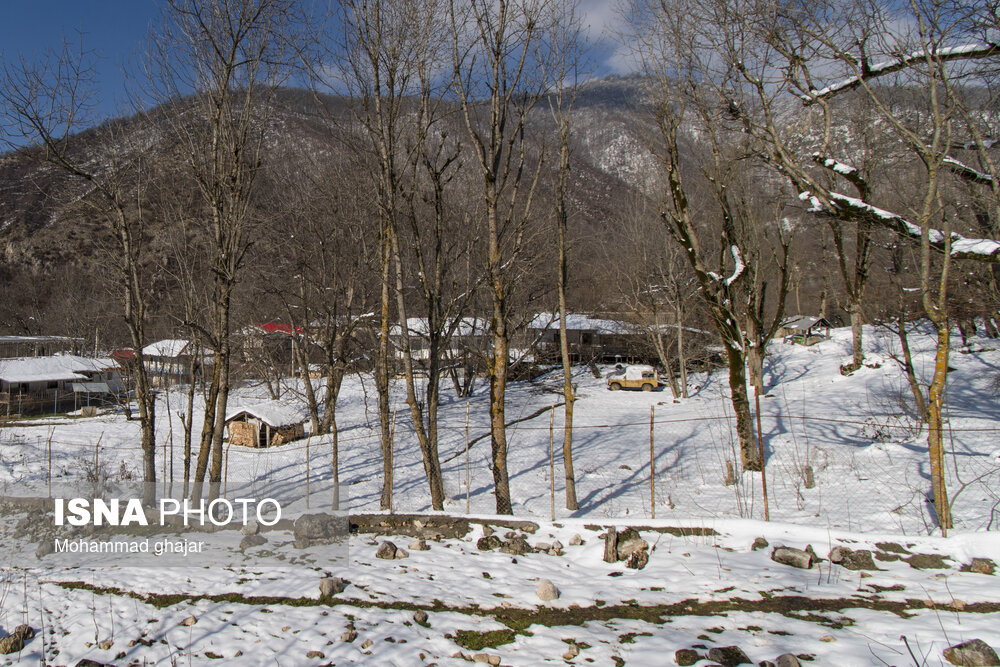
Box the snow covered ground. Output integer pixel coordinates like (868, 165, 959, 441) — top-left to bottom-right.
(0, 323, 998, 664)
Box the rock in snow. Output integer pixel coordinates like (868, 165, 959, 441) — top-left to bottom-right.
(319, 577, 345, 597)
(771, 546, 814, 569)
(536, 579, 559, 601)
(943, 639, 1000, 666)
(375, 541, 398, 559)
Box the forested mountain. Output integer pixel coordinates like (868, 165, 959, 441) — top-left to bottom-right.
(0, 77, 668, 338)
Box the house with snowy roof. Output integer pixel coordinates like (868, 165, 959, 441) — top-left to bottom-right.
(141, 339, 213, 386)
(0, 355, 122, 416)
(225, 402, 305, 448)
(0, 335, 83, 359)
(528, 313, 650, 364)
(388, 317, 490, 363)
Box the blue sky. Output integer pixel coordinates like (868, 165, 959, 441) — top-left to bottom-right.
(1, 1, 625, 127)
(0, 2, 160, 121)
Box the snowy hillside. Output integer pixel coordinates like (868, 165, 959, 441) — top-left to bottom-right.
(0, 323, 999, 664)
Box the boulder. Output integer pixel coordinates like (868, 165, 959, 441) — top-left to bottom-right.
(477, 535, 502, 551)
(828, 546, 849, 563)
(943, 639, 1000, 666)
(675, 648, 700, 665)
(840, 549, 878, 571)
(499, 536, 532, 555)
(751, 537, 769, 551)
(409, 539, 430, 551)
(626, 551, 649, 570)
(0, 624, 34, 654)
(394, 547, 410, 559)
(966, 558, 996, 575)
(707, 645, 751, 666)
(413, 610, 429, 625)
(319, 577, 345, 597)
(775, 654, 803, 667)
(771, 546, 813, 569)
(294, 513, 348, 548)
(376, 541, 398, 560)
(536, 579, 559, 601)
(240, 534, 267, 550)
(569, 534, 583, 546)
(35, 541, 54, 559)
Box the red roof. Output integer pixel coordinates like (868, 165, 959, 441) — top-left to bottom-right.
(253, 323, 303, 335)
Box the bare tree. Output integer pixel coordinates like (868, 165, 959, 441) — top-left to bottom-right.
(263, 153, 377, 510)
(148, 0, 297, 500)
(542, 0, 588, 511)
(449, 0, 553, 513)
(614, 196, 700, 399)
(328, 0, 459, 510)
(627, 0, 793, 471)
(692, 0, 1000, 530)
(0, 39, 159, 503)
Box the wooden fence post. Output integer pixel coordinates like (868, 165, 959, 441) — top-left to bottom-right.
(389, 409, 397, 514)
(306, 434, 311, 509)
(465, 402, 471, 515)
(549, 405, 555, 522)
(650, 405, 655, 520)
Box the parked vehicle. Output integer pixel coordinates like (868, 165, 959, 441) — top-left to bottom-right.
(607, 364, 659, 392)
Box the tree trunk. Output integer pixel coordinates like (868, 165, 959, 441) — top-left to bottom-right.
(490, 324, 512, 515)
(926, 322, 953, 531)
(182, 351, 196, 498)
(896, 316, 929, 422)
(726, 344, 760, 471)
(330, 396, 340, 511)
(192, 346, 222, 502)
(377, 230, 393, 511)
(139, 393, 156, 505)
(849, 303, 865, 370)
(558, 308, 578, 511)
(208, 305, 231, 501)
(677, 308, 688, 398)
(293, 333, 320, 434)
(390, 233, 445, 510)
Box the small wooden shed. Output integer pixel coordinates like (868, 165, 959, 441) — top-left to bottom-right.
(777, 316, 832, 341)
(225, 402, 305, 448)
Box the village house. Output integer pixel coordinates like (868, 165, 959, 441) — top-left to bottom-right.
(388, 317, 490, 363)
(528, 313, 650, 364)
(225, 402, 306, 448)
(0, 354, 123, 417)
(0, 335, 82, 359)
(141, 339, 213, 387)
(238, 323, 304, 375)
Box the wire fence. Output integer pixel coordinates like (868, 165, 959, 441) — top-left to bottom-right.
(1, 408, 998, 535)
